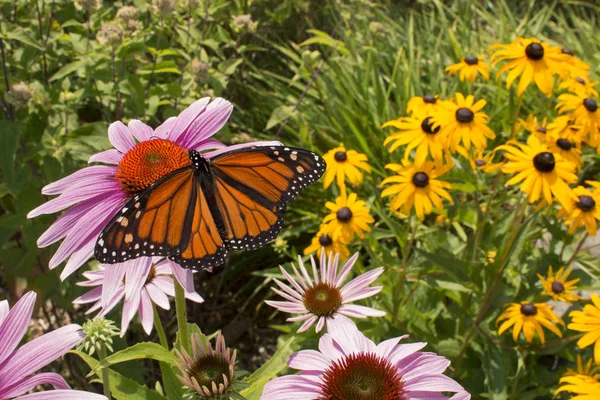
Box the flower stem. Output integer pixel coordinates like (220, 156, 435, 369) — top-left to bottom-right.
(566, 233, 588, 266)
(98, 346, 111, 399)
(153, 305, 169, 349)
(174, 279, 190, 353)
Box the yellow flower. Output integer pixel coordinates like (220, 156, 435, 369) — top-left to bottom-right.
(519, 114, 548, 141)
(490, 37, 568, 96)
(462, 148, 503, 172)
(559, 75, 600, 97)
(431, 93, 495, 152)
(537, 266, 582, 304)
(323, 192, 374, 241)
(445, 55, 491, 82)
(497, 301, 564, 343)
(568, 294, 600, 364)
(546, 134, 583, 170)
(557, 183, 600, 236)
(322, 144, 371, 189)
(382, 109, 447, 164)
(556, 374, 600, 399)
(557, 47, 591, 79)
(497, 135, 577, 207)
(381, 159, 453, 221)
(547, 115, 585, 146)
(565, 355, 600, 380)
(406, 94, 441, 116)
(304, 225, 350, 259)
(557, 93, 600, 143)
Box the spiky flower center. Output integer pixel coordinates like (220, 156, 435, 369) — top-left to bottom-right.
(533, 152, 555, 173)
(455, 107, 474, 123)
(583, 98, 598, 112)
(303, 282, 343, 317)
(578, 195, 596, 212)
(525, 43, 544, 60)
(420, 117, 440, 134)
(422, 95, 437, 104)
(412, 172, 429, 188)
(520, 303, 537, 316)
(551, 281, 565, 294)
(318, 353, 407, 400)
(334, 151, 348, 162)
(319, 234, 334, 247)
(537, 126, 547, 134)
(556, 139, 573, 151)
(464, 56, 478, 65)
(116, 139, 191, 195)
(336, 207, 353, 223)
(187, 354, 231, 390)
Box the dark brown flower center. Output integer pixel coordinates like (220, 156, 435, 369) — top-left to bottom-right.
(456, 107, 474, 123)
(561, 48, 574, 56)
(319, 234, 333, 247)
(576, 77, 586, 85)
(475, 159, 486, 167)
(420, 117, 440, 134)
(334, 151, 348, 162)
(336, 207, 353, 223)
(533, 152, 555, 173)
(464, 56, 479, 65)
(319, 353, 407, 400)
(525, 43, 544, 60)
(551, 281, 565, 294)
(422, 95, 437, 104)
(583, 98, 598, 112)
(537, 126, 546, 134)
(578, 195, 596, 212)
(303, 282, 343, 317)
(520, 303, 537, 316)
(187, 354, 230, 389)
(412, 172, 429, 188)
(556, 139, 573, 151)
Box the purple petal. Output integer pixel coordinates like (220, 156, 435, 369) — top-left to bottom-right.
(102, 263, 129, 309)
(61, 240, 95, 280)
(403, 374, 465, 394)
(154, 117, 177, 139)
(261, 375, 321, 400)
(0, 301, 8, 326)
(335, 252, 360, 287)
(318, 333, 345, 363)
(288, 350, 330, 372)
(40, 166, 117, 196)
(151, 276, 175, 296)
(168, 98, 211, 145)
(145, 284, 170, 310)
(72, 287, 102, 305)
(375, 335, 408, 359)
(451, 391, 472, 400)
(401, 354, 451, 382)
(179, 98, 233, 149)
(14, 390, 107, 400)
(0, 325, 84, 388)
(0, 292, 36, 366)
(340, 268, 384, 298)
(139, 290, 154, 335)
(28, 185, 119, 219)
(120, 295, 139, 337)
(108, 121, 135, 153)
(36, 201, 98, 248)
(167, 260, 195, 294)
(388, 342, 429, 366)
(89, 149, 123, 165)
(128, 120, 154, 142)
(315, 316, 326, 333)
(326, 315, 375, 355)
(194, 138, 226, 152)
(123, 258, 152, 301)
(342, 286, 383, 304)
(297, 316, 318, 333)
(0, 372, 69, 399)
(337, 304, 386, 318)
(203, 141, 283, 159)
(264, 300, 306, 314)
(184, 290, 204, 304)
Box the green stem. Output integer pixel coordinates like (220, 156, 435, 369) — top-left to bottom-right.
(153, 305, 169, 349)
(98, 346, 111, 399)
(174, 279, 190, 353)
(566, 233, 588, 266)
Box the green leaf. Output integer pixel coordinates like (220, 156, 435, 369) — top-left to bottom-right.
(240, 337, 294, 400)
(415, 248, 470, 282)
(159, 362, 185, 400)
(74, 350, 167, 400)
(49, 59, 88, 82)
(89, 342, 179, 376)
(0, 121, 20, 191)
(3, 29, 44, 50)
(266, 105, 296, 130)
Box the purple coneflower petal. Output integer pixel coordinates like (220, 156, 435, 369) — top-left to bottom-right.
(401, 355, 451, 382)
(139, 290, 154, 334)
(89, 149, 123, 165)
(0, 372, 69, 398)
(168, 98, 211, 145)
(15, 390, 107, 399)
(315, 316, 326, 333)
(108, 121, 135, 153)
(168, 261, 195, 294)
(102, 263, 129, 308)
(72, 287, 102, 305)
(335, 252, 359, 287)
(61, 240, 95, 280)
(271, 286, 303, 304)
(288, 350, 330, 371)
(40, 166, 117, 196)
(403, 374, 465, 394)
(337, 304, 386, 318)
(180, 98, 233, 149)
(37, 201, 99, 247)
(374, 335, 408, 359)
(123, 258, 152, 301)
(262, 375, 321, 400)
(154, 117, 177, 139)
(297, 316, 318, 333)
(340, 268, 384, 298)
(29, 185, 117, 218)
(318, 334, 345, 363)
(145, 283, 171, 310)
(128, 119, 154, 142)
(272, 279, 303, 301)
(327, 316, 375, 354)
(203, 141, 282, 159)
(341, 286, 383, 304)
(0, 301, 8, 326)
(264, 300, 306, 314)
(0, 292, 36, 365)
(389, 342, 429, 366)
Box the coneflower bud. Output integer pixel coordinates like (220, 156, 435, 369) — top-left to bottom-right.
(78, 317, 119, 356)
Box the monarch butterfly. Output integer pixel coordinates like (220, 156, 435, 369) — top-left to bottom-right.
(94, 144, 325, 270)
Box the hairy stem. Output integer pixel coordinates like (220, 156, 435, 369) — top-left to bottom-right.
(153, 305, 169, 349)
(174, 280, 190, 353)
(98, 346, 111, 399)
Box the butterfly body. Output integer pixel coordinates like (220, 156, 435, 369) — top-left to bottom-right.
(95, 144, 325, 270)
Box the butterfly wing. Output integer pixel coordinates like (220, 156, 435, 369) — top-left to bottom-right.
(209, 145, 326, 251)
(95, 167, 227, 269)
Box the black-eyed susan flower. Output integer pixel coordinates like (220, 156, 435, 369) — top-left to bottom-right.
(556, 374, 600, 399)
(445, 55, 491, 82)
(490, 37, 568, 96)
(496, 301, 564, 343)
(322, 144, 371, 189)
(431, 93, 495, 153)
(565, 355, 600, 380)
(557, 47, 591, 79)
(519, 114, 548, 141)
(304, 225, 350, 259)
(381, 160, 453, 221)
(382, 109, 447, 164)
(546, 134, 583, 170)
(537, 266, 582, 304)
(557, 183, 600, 235)
(568, 294, 600, 363)
(559, 75, 599, 97)
(497, 135, 577, 207)
(323, 192, 374, 241)
(547, 115, 585, 146)
(406, 94, 441, 116)
(557, 93, 600, 142)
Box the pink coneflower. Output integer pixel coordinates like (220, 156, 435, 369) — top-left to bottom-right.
(27, 98, 236, 280)
(265, 251, 385, 333)
(73, 257, 203, 336)
(0, 291, 106, 400)
(261, 317, 470, 400)
(174, 332, 243, 398)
